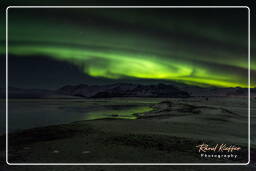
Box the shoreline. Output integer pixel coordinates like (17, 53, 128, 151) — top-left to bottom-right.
(0, 97, 253, 164)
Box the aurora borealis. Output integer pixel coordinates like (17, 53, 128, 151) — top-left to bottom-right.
(2, 7, 255, 88)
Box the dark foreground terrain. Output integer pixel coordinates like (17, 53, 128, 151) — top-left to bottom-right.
(0, 97, 255, 171)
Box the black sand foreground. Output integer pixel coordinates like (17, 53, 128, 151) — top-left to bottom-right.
(1, 120, 246, 163)
(0, 97, 255, 171)
(0, 119, 255, 171)
(2, 118, 249, 163)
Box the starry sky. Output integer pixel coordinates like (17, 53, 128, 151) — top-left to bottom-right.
(1, 7, 254, 88)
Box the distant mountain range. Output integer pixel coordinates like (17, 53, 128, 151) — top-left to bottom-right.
(179, 86, 254, 97)
(1, 83, 255, 98)
(57, 83, 190, 98)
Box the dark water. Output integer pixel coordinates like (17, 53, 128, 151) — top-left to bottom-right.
(1, 98, 161, 133)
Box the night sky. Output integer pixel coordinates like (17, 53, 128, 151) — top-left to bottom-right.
(2, 7, 254, 89)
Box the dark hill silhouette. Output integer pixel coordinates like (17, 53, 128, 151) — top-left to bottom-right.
(2, 83, 255, 99)
(57, 83, 190, 98)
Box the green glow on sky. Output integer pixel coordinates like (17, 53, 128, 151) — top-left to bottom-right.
(2, 8, 254, 88)
(8, 45, 250, 87)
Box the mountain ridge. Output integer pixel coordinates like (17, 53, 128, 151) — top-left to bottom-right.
(1, 83, 255, 99)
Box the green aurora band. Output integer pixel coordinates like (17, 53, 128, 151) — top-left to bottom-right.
(2, 8, 255, 87)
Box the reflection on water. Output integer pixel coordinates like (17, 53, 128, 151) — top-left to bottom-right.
(1, 98, 161, 133)
(86, 105, 152, 120)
